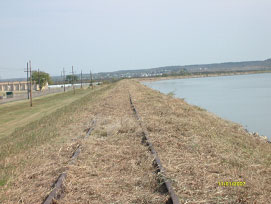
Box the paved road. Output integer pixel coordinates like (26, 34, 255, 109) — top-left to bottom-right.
(0, 86, 75, 104)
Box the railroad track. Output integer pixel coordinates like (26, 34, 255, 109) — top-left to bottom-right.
(42, 93, 180, 204)
(129, 93, 180, 204)
(42, 120, 96, 204)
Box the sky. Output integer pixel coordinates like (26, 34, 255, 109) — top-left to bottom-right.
(0, 0, 271, 79)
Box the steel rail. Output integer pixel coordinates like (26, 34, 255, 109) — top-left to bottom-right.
(42, 119, 96, 204)
(129, 93, 180, 204)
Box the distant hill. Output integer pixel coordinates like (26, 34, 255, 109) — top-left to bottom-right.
(91, 58, 271, 79)
(2, 58, 271, 82)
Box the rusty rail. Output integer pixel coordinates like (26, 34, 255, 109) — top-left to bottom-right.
(129, 94, 180, 204)
(42, 119, 96, 204)
(43, 172, 67, 204)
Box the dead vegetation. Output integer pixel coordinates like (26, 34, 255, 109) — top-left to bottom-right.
(0, 86, 109, 203)
(0, 81, 167, 203)
(2, 79, 271, 203)
(128, 80, 271, 203)
(58, 81, 168, 203)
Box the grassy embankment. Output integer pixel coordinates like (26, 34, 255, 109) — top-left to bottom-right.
(0, 89, 89, 139)
(1, 80, 167, 203)
(1, 78, 271, 203)
(128, 79, 271, 203)
(56, 80, 167, 203)
(0, 86, 106, 187)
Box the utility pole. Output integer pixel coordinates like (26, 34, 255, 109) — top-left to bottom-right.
(80, 70, 83, 89)
(63, 68, 66, 92)
(90, 69, 93, 89)
(38, 68, 41, 91)
(61, 71, 63, 88)
(72, 66, 75, 94)
(27, 62, 30, 99)
(24, 62, 30, 99)
(29, 60, 33, 107)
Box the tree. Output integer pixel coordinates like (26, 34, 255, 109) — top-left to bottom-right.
(66, 75, 78, 83)
(178, 68, 190, 76)
(31, 71, 52, 90)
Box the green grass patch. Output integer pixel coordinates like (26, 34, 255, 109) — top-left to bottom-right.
(0, 88, 91, 139)
(0, 178, 7, 186)
(167, 91, 175, 97)
(0, 84, 115, 187)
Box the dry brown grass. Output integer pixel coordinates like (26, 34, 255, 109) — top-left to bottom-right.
(0, 86, 110, 203)
(3, 79, 270, 203)
(58, 81, 167, 203)
(128, 79, 271, 203)
(0, 81, 168, 203)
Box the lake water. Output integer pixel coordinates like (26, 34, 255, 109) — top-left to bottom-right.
(143, 73, 271, 139)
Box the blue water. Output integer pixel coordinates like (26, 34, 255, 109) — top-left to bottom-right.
(143, 73, 271, 139)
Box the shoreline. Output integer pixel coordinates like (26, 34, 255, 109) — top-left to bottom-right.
(128, 80, 271, 202)
(140, 72, 271, 141)
(137, 70, 271, 82)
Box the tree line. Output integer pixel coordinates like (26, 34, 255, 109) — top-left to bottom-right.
(31, 71, 79, 90)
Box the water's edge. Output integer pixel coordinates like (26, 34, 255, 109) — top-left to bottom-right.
(142, 73, 271, 140)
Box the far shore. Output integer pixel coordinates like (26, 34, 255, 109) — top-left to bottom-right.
(137, 70, 271, 82)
